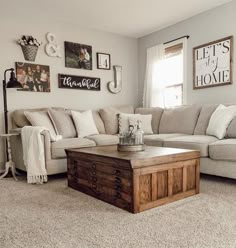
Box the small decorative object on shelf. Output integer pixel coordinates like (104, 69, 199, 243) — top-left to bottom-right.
(17, 35, 42, 62)
(118, 121, 144, 152)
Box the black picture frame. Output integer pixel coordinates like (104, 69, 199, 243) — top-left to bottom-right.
(97, 52, 111, 70)
(65, 41, 92, 70)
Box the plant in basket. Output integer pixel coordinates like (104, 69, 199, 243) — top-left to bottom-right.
(17, 35, 42, 62)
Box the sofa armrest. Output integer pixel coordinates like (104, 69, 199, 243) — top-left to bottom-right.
(41, 130, 52, 161)
(11, 128, 52, 171)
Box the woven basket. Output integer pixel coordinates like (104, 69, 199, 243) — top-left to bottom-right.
(21, 45, 38, 61)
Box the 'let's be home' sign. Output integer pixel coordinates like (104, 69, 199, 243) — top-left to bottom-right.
(193, 36, 233, 89)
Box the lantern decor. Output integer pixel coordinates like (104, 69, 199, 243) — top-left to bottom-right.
(118, 120, 145, 152)
(17, 35, 42, 62)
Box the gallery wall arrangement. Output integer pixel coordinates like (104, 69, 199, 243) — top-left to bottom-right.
(14, 32, 122, 94)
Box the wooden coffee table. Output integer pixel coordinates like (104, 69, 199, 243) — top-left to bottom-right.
(66, 145, 200, 213)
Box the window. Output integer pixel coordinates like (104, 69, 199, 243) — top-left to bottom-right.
(152, 42, 185, 108)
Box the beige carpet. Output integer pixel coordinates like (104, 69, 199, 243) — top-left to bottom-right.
(0, 175, 235, 248)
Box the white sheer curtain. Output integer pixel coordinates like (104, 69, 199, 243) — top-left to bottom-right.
(143, 38, 187, 108)
(143, 44, 165, 108)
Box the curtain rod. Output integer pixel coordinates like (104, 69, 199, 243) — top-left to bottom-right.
(163, 35, 190, 45)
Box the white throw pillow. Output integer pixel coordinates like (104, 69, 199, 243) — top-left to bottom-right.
(24, 111, 58, 141)
(129, 115, 153, 134)
(71, 110, 99, 138)
(118, 113, 153, 134)
(206, 104, 236, 139)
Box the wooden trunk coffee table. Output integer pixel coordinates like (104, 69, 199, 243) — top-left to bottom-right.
(66, 145, 200, 213)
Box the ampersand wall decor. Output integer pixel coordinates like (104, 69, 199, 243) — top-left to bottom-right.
(107, 65, 122, 94)
(45, 32, 62, 58)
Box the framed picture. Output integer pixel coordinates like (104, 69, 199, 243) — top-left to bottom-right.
(15, 62, 50, 92)
(65, 41, 92, 70)
(97, 53, 111, 70)
(193, 36, 233, 89)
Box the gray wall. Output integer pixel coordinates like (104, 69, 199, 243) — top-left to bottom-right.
(0, 13, 138, 168)
(138, 0, 236, 106)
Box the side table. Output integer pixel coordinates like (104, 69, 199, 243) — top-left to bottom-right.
(0, 133, 19, 181)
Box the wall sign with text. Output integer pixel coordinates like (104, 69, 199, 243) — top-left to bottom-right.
(58, 74, 101, 91)
(193, 36, 233, 89)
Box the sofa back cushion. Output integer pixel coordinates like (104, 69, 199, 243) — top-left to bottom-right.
(159, 105, 201, 135)
(226, 118, 236, 138)
(135, 107, 163, 134)
(99, 105, 134, 134)
(12, 108, 48, 127)
(48, 109, 77, 139)
(194, 105, 218, 135)
(92, 110, 106, 134)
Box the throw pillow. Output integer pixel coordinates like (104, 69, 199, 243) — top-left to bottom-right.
(48, 109, 76, 139)
(206, 104, 236, 139)
(24, 111, 58, 141)
(99, 105, 134, 134)
(118, 113, 153, 134)
(71, 110, 99, 138)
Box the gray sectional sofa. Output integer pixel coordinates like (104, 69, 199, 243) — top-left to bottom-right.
(10, 104, 236, 179)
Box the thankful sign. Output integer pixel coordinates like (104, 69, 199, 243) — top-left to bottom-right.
(193, 36, 233, 89)
(58, 74, 100, 91)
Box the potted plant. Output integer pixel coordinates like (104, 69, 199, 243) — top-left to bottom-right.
(17, 35, 42, 61)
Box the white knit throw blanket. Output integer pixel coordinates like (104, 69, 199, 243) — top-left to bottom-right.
(21, 126, 48, 184)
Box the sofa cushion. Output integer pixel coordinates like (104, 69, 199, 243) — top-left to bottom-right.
(92, 111, 106, 134)
(159, 105, 201, 135)
(209, 139, 236, 161)
(144, 133, 187, 147)
(48, 109, 76, 139)
(194, 105, 218, 135)
(24, 111, 58, 141)
(163, 135, 218, 157)
(99, 105, 134, 135)
(51, 138, 96, 159)
(86, 134, 119, 146)
(135, 107, 163, 134)
(226, 117, 236, 138)
(11, 107, 64, 128)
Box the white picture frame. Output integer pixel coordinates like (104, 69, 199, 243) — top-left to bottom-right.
(193, 36, 233, 89)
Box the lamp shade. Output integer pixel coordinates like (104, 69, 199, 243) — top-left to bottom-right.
(6, 70, 22, 88)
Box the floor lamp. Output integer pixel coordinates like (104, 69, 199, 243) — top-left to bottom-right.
(2, 68, 22, 160)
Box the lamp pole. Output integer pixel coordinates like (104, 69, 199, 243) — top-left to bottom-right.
(2, 68, 19, 161)
(3, 69, 14, 135)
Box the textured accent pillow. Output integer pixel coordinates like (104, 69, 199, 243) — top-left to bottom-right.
(118, 113, 153, 134)
(206, 104, 236, 139)
(48, 109, 77, 139)
(24, 111, 58, 141)
(71, 110, 99, 138)
(99, 105, 134, 134)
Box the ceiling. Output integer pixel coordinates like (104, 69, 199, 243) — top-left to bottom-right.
(2, 0, 232, 38)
